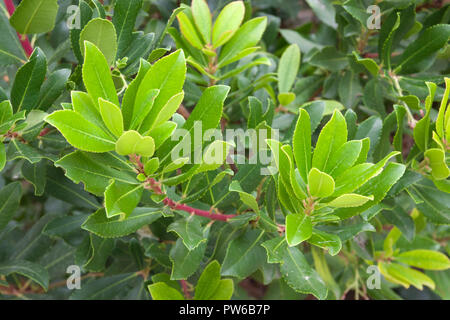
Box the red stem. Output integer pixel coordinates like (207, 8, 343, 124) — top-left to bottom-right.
(145, 176, 236, 222)
(4, 0, 33, 57)
(180, 280, 191, 299)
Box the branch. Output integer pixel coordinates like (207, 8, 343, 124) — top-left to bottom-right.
(3, 0, 33, 57)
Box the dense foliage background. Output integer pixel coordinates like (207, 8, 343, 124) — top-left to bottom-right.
(0, 0, 449, 300)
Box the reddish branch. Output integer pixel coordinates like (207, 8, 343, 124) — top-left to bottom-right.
(4, 0, 33, 57)
(180, 280, 192, 299)
(130, 155, 237, 222)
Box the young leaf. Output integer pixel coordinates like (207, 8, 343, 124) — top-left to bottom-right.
(285, 213, 312, 246)
(308, 168, 335, 198)
(218, 17, 267, 66)
(177, 10, 204, 49)
(115, 130, 155, 157)
(395, 250, 450, 271)
(148, 282, 184, 300)
(45, 110, 116, 153)
(424, 148, 450, 180)
(104, 180, 143, 218)
(192, 0, 212, 44)
(278, 44, 301, 94)
(212, 1, 245, 48)
(308, 229, 342, 256)
(99, 98, 124, 137)
(327, 194, 374, 208)
(82, 41, 119, 107)
(79, 18, 118, 66)
(312, 110, 347, 172)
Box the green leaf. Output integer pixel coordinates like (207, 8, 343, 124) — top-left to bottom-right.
(212, 1, 245, 48)
(82, 208, 162, 238)
(333, 151, 399, 197)
(55, 151, 137, 195)
(325, 140, 362, 178)
(335, 162, 405, 220)
(308, 229, 342, 256)
(280, 246, 327, 300)
(379, 262, 434, 290)
(80, 18, 118, 66)
(395, 24, 450, 74)
(159, 85, 229, 164)
(168, 215, 207, 250)
(177, 10, 204, 49)
(84, 234, 115, 272)
(136, 50, 186, 132)
(381, 12, 400, 70)
(45, 110, 116, 152)
(36, 69, 71, 111)
(327, 193, 374, 208)
(70, 273, 137, 299)
(194, 260, 233, 300)
(0, 260, 49, 291)
(192, 0, 211, 44)
(425, 148, 450, 180)
(122, 59, 151, 130)
(218, 17, 267, 67)
(151, 92, 185, 129)
(304, 0, 336, 28)
(71, 91, 104, 130)
(104, 180, 143, 218)
(310, 46, 348, 72)
(82, 41, 119, 108)
(395, 250, 450, 271)
(148, 282, 184, 300)
(221, 229, 266, 279)
(170, 227, 209, 280)
(262, 237, 287, 264)
(285, 213, 312, 246)
(278, 44, 300, 93)
(115, 130, 155, 157)
(312, 110, 347, 172)
(10, 0, 58, 34)
(229, 181, 260, 214)
(352, 52, 379, 77)
(293, 110, 311, 183)
(308, 168, 335, 198)
(414, 82, 436, 153)
(0, 143, 5, 172)
(11, 48, 47, 113)
(147, 121, 177, 149)
(436, 77, 449, 139)
(99, 98, 124, 137)
(22, 160, 46, 196)
(112, 0, 143, 59)
(0, 182, 22, 231)
(0, 6, 26, 65)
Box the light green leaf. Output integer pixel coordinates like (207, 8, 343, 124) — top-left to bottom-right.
(424, 148, 450, 180)
(327, 194, 374, 208)
(308, 168, 335, 198)
(45, 110, 116, 153)
(80, 18, 118, 66)
(229, 181, 260, 214)
(312, 110, 347, 171)
(177, 10, 204, 49)
(192, 0, 211, 44)
(285, 213, 312, 246)
(115, 130, 155, 157)
(325, 140, 362, 178)
(218, 17, 267, 67)
(395, 250, 450, 271)
(104, 180, 143, 218)
(168, 215, 207, 250)
(99, 98, 124, 137)
(194, 260, 233, 300)
(212, 1, 245, 48)
(278, 44, 300, 94)
(148, 282, 184, 300)
(308, 229, 342, 256)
